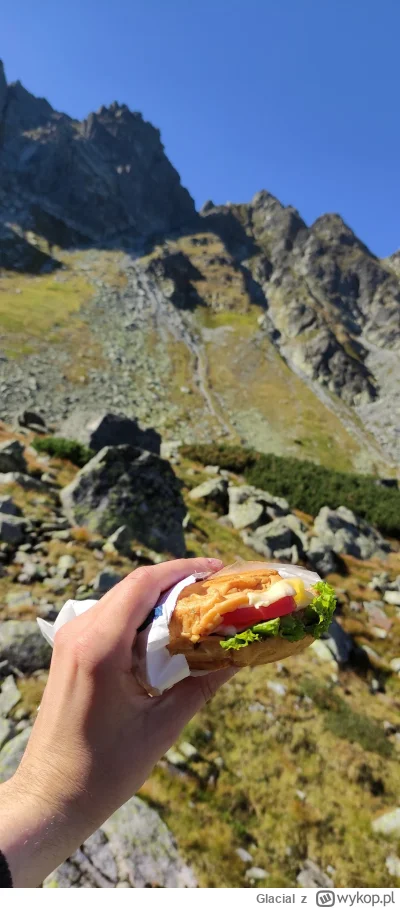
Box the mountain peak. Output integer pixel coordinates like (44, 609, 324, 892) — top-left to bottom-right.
(0, 62, 196, 245)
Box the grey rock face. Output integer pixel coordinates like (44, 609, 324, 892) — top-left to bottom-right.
(313, 506, 390, 560)
(44, 796, 197, 888)
(103, 525, 133, 557)
(0, 514, 26, 545)
(228, 484, 289, 531)
(60, 445, 186, 556)
(0, 726, 31, 783)
(323, 619, 353, 664)
(0, 717, 13, 750)
(61, 410, 161, 455)
(188, 477, 229, 512)
(307, 537, 343, 577)
(0, 61, 196, 245)
(0, 675, 21, 717)
(243, 514, 308, 562)
(0, 440, 26, 473)
(0, 621, 51, 672)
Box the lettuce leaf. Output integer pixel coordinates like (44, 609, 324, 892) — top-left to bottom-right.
(219, 581, 336, 651)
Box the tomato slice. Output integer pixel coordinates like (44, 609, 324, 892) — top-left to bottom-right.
(220, 595, 296, 628)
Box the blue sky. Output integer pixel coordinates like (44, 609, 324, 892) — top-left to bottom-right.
(2, 0, 399, 256)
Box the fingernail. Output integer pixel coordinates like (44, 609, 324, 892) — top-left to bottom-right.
(206, 558, 223, 568)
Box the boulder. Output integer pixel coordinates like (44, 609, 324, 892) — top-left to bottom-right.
(0, 440, 27, 473)
(61, 410, 161, 455)
(92, 570, 123, 594)
(189, 477, 228, 513)
(322, 619, 353, 664)
(0, 621, 51, 673)
(103, 525, 133, 557)
(60, 446, 186, 557)
(0, 515, 26, 545)
(44, 796, 197, 888)
(242, 514, 308, 562)
(297, 859, 334, 888)
(0, 718, 13, 750)
(0, 496, 22, 517)
(18, 410, 47, 431)
(307, 538, 343, 577)
(313, 506, 390, 560)
(0, 727, 31, 783)
(228, 484, 290, 531)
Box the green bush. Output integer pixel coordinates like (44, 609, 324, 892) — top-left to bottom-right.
(181, 443, 400, 538)
(32, 436, 94, 468)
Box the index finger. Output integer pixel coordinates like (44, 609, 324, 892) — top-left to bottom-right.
(91, 557, 223, 652)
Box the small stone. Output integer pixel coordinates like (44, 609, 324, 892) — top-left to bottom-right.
(386, 854, 400, 878)
(296, 789, 307, 800)
(164, 747, 187, 767)
(178, 741, 198, 760)
(0, 496, 22, 517)
(57, 554, 76, 577)
(6, 590, 34, 610)
(92, 570, 123, 594)
(245, 866, 269, 881)
(311, 640, 336, 663)
(0, 676, 21, 717)
(390, 658, 400, 673)
(235, 847, 252, 863)
(0, 515, 26, 545)
(248, 702, 266, 713)
(0, 717, 13, 749)
(266, 680, 286, 696)
(384, 591, 400, 607)
(297, 859, 334, 888)
(372, 808, 400, 837)
(43, 577, 69, 593)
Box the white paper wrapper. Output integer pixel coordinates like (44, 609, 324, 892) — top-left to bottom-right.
(37, 562, 321, 697)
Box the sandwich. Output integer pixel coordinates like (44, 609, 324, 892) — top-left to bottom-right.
(167, 561, 336, 670)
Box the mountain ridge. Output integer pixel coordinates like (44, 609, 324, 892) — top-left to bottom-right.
(0, 60, 399, 473)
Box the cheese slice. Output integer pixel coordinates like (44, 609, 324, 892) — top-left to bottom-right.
(247, 577, 314, 611)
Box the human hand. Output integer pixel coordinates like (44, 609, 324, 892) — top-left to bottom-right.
(0, 558, 236, 887)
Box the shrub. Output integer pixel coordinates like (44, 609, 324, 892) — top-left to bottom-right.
(32, 436, 93, 468)
(181, 443, 400, 538)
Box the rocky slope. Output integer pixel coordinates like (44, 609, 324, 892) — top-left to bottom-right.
(0, 423, 400, 887)
(0, 60, 399, 471)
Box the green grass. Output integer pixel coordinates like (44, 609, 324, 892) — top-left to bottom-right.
(32, 436, 94, 468)
(300, 680, 393, 757)
(181, 443, 400, 537)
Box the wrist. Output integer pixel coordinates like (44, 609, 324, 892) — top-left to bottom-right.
(0, 770, 87, 888)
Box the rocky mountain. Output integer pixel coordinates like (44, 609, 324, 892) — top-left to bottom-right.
(0, 59, 399, 473)
(0, 60, 195, 249)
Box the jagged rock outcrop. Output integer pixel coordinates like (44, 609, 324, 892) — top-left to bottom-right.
(0, 60, 196, 246)
(60, 445, 186, 556)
